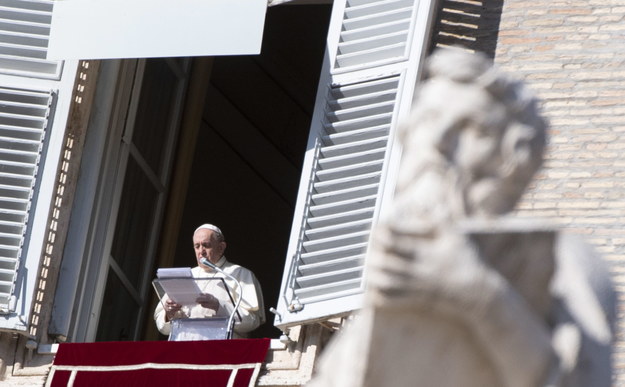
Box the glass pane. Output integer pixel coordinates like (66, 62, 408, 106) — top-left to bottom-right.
(96, 270, 139, 341)
(131, 58, 178, 175)
(110, 156, 159, 288)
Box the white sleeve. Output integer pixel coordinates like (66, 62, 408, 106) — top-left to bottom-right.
(231, 269, 266, 335)
(154, 300, 172, 335)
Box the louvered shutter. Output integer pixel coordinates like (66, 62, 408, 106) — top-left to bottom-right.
(0, 87, 53, 311)
(0, 0, 62, 79)
(274, 0, 437, 328)
(0, 0, 76, 332)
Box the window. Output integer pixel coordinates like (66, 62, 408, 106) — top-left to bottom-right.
(51, 59, 190, 342)
(49, 0, 439, 341)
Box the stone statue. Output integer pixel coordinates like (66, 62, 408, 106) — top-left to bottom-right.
(307, 48, 615, 387)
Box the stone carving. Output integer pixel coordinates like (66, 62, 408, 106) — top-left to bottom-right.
(307, 48, 615, 387)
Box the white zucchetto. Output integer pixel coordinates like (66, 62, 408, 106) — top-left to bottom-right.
(194, 223, 224, 239)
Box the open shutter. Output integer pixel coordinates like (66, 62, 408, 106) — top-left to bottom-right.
(0, 87, 53, 311)
(275, 0, 437, 328)
(0, 0, 62, 78)
(0, 0, 77, 332)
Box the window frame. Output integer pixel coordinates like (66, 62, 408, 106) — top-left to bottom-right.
(50, 59, 190, 341)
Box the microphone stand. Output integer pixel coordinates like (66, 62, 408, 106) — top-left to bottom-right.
(200, 258, 242, 339)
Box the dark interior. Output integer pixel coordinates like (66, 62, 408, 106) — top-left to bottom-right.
(171, 4, 332, 338)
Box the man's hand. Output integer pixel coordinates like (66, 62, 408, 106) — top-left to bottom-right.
(164, 298, 182, 322)
(196, 293, 220, 312)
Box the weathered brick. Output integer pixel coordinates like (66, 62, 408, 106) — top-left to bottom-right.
(581, 181, 616, 188)
(543, 100, 587, 108)
(549, 118, 591, 126)
(554, 43, 585, 50)
(588, 34, 613, 39)
(557, 201, 601, 209)
(591, 8, 612, 14)
(584, 192, 608, 199)
(571, 108, 615, 116)
(590, 98, 624, 106)
(552, 82, 576, 88)
(566, 227, 595, 235)
(558, 209, 616, 217)
(571, 134, 619, 142)
(598, 14, 625, 22)
(493, 0, 625, 380)
(550, 8, 594, 15)
(596, 151, 620, 158)
(570, 171, 593, 178)
(568, 16, 600, 23)
(579, 217, 618, 225)
(570, 71, 614, 80)
(533, 192, 562, 199)
(599, 23, 625, 31)
(546, 171, 570, 179)
(577, 25, 601, 32)
(534, 202, 557, 209)
(599, 90, 625, 97)
(586, 143, 608, 151)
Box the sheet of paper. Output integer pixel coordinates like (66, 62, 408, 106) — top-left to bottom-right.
(156, 268, 201, 305)
(157, 267, 193, 278)
(157, 278, 202, 305)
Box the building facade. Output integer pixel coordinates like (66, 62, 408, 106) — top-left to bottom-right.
(0, 0, 623, 385)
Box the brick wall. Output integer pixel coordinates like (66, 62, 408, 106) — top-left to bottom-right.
(432, 0, 625, 384)
(495, 0, 625, 384)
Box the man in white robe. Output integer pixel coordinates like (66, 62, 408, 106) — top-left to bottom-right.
(154, 224, 265, 339)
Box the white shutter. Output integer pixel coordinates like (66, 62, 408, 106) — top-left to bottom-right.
(0, 0, 62, 79)
(291, 76, 400, 305)
(275, 0, 438, 328)
(334, 0, 417, 71)
(0, 0, 76, 332)
(0, 86, 53, 311)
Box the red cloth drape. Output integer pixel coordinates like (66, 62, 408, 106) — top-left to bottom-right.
(47, 339, 270, 387)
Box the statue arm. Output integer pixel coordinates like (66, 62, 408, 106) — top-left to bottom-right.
(368, 224, 558, 387)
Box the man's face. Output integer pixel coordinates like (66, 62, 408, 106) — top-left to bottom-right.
(193, 229, 226, 267)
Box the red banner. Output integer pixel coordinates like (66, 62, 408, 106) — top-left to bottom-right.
(47, 339, 270, 387)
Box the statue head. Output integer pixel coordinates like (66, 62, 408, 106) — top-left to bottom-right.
(397, 48, 547, 218)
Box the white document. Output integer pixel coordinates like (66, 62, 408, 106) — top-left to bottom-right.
(157, 267, 193, 278)
(156, 267, 202, 306)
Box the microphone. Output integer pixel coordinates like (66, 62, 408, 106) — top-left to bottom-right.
(200, 257, 218, 270)
(200, 257, 243, 339)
